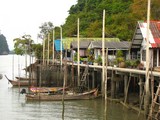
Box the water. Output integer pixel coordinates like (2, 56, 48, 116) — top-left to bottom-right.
(0, 55, 145, 120)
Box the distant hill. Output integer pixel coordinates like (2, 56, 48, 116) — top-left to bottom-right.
(0, 34, 9, 55)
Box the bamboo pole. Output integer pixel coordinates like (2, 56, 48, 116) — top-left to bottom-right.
(12, 54, 14, 81)
(102, 9, 105, 97)
(62, 49, 67, 120)
(60, 26, 63, 66)
(18, 56, 20, 93)
(77, 18, 80, 86)
(124, 75, 131, 104)
(47, 33, 50, 65)
(105, 48, 108, 111)
(43, 36, 45, 65)
(25, 45, 27, 78)
(53, 29, 55, 64)
(144, 0, 151, 117)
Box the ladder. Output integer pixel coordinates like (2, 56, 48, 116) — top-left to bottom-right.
(80, 66, 89, 87)
(148, 83, 160, 120)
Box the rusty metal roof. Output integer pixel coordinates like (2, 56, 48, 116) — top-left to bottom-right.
(131, 21, 160, 49)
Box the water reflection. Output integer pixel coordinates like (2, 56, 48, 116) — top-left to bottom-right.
(0, 55, 145, 120)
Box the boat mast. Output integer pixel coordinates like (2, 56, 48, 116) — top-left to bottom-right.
(144, 0, 151, 117)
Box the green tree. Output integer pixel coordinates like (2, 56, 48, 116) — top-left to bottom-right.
(63, 0, 160, 41)
(13, 34, 33, 55)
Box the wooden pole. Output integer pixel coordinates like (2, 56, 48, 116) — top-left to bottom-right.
(111, 69, 115, 98)
(144, 0, 151, 117)
(47, 33, 50, 65)
(53, 29, 55, 64)
(60, 26, 63, 66)
(18, 56, 20, 93)
(92, 70, 95, 88)
(105, 48, 108, 114)
(43, 36, 45, 65)
(62, 48, 67, 120)
(139, 75, 143, 108)
(25, 45, 27, 78)
(77, 18, 80, 86)
(102, 9, 105, 97)
(12, 54, 14, 81)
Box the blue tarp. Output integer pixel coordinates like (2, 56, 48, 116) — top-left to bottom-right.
(54, 39, 64, 51)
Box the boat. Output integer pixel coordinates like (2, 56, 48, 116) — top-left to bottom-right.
(26, 88, 99, 101)
(15, 76, 36, 81)
(29, 86, 67, 93)
(5, 75, 35, 86)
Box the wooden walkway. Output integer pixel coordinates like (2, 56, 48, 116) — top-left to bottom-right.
(70, 63, 160, 77)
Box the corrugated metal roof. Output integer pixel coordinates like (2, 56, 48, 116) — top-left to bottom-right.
(88, 41, 131, 50)
(54, 39, 64, 51)
(70, 38, 120, 49)
(131, 21, 160, 49)
(71, 40, 92, 49)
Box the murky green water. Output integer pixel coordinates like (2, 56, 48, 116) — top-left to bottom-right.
(0, 55, 145, 120)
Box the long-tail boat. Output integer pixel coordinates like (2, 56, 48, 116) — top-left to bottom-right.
(26, 88, 99, 101)
(5, 75, 35, 86)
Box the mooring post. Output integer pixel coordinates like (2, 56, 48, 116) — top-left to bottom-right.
(111, 70, 115, 98)
(115, 79, 119, 98)
(124, 75, 128, 103)
(139, 75, 143, 108)
(92, 70, 95, 89)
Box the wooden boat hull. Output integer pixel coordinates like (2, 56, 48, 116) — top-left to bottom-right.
(26, 89, 99, 101)
(8, 79, 29, 86)
(15, 76, 36, 81)
(5, 75, 35, 86)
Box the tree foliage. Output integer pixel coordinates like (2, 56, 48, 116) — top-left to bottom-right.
(13, 34, 34, 55)
(0, 34, 9, 55)
(63, 0, 160, 41)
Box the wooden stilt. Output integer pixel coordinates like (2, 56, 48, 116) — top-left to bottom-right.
(139, 75, 143, 108)
(115, 80, 119, 98)
(124, 75, 131, 104)
(92, 70, 95, 88)
(124, 75, 128, 103)
(111, 69, 115, 98)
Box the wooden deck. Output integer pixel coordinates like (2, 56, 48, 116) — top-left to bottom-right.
(70, 63, 160, 77)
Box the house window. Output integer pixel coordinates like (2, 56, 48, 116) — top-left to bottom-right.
(142, 50, 146, 61)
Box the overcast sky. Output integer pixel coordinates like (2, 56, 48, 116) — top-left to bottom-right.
(0, 0, 77, 50)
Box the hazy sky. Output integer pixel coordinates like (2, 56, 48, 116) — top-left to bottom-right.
(0, 0, 77, 50)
